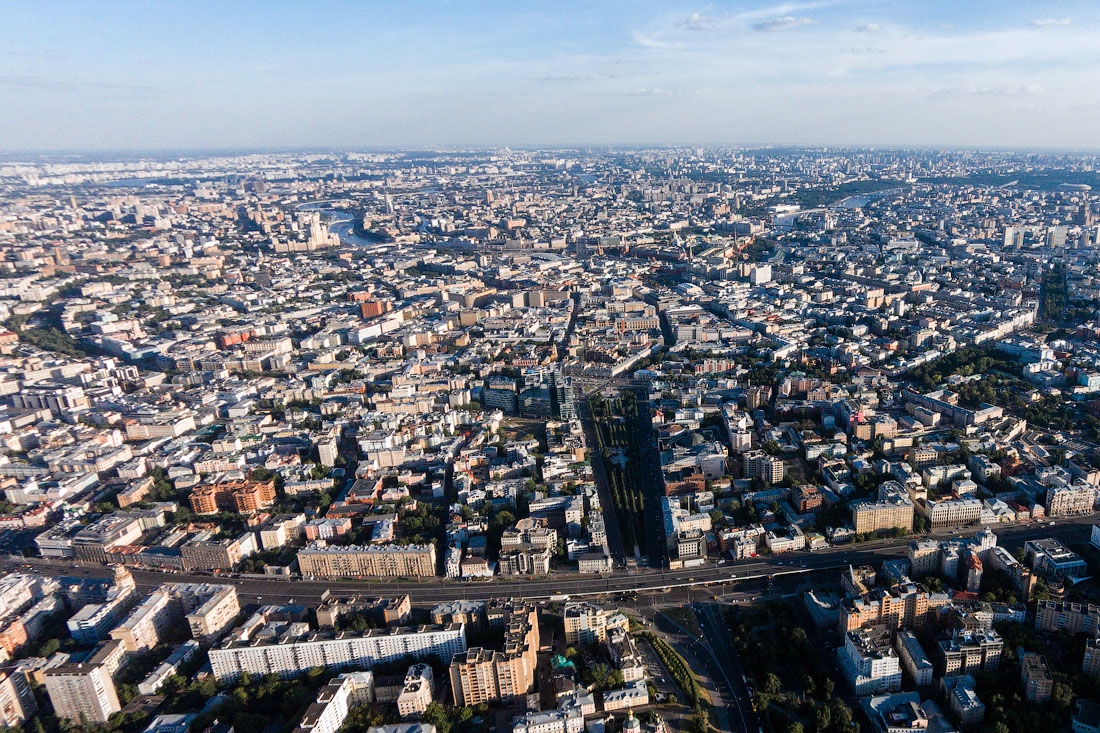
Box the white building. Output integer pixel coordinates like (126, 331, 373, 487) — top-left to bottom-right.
(838, 628, 902, 695)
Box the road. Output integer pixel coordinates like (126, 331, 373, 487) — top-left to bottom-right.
(575, 393, 628, 561)
(634, 385, 669, 569)
(647, 608, 736, 733)
(696, 601, 759, 733)
(9, 515, 1094, 607)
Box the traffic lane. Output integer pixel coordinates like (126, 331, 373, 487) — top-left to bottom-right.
(7, 517, 1093, 603)
(648, 611, 737, 732)
(698, 601, 759, 733)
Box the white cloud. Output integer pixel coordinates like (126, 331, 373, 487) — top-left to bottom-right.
(632, 31, 680, 49)
(926, 84, 1046, 98)
(679, 12, 717, 31)
(1031, 18, 1071, 27)
(750, 16, 814, 33)
(855, 23, 882, 33)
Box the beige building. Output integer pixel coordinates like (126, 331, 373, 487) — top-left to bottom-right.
(852, 495, 914, 534)
(1046, 485, 1098, 517)
(563, 602, 628, 646)
(919, 497, 983, 529)
(449, 647, 498, 706)
(180, 533, 244, 571)
(840, 583, 944, 633)
(1035, 600, 1100, 635)
(297, 542, 437, 578)
(396, 664, 433, 718)
(907, 540, 941, 578)
(178, 585, 240, 642)
(109, 591, 178, 653)
(450, 602, 539, 707)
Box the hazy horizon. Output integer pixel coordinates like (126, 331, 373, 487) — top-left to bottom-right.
(3, 0, 1099, 152)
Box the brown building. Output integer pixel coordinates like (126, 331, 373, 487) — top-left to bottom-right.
(840, 583, 944, 634)
(449, 601, 539, 706)
(793, 484, 824, 513)
(189, 479, 276, 515)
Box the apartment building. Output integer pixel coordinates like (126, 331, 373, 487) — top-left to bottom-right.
(109, 591, 179, 654)
(44, 652, 122, 723)
(742, 450, 784, 484)
(449, 647, 498, 707)
(189, 478, 277, 515)
(292, 672, 376, 733)
(839, 584, 942, 633)
(1084, 635, 1100, 678)
(894, 630, 934, 687)
(297, 542, 437, 578)
(68, 594, 132, 645)
(942, 674, 985, 727)
(316, 595, 411, 629)
(936, 630, 1003, 676)
(1036, 600, 1100, 635)
(0, 666, 37, 727)
(563, 602, 628, 646)
(209, 623, 466, 684)
(396, 664, 434, 718)
(837, 627, 902, 695)
(907, 540, 941, 578)
(167, 584, 241, 642)
(180, 532, 245, 571)
(1046, 485, 1098, 517)
(450, 602, 539, 706)
(1022, 652, 1053, 704)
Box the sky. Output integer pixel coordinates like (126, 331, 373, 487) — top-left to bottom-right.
(2, 0, 1099, 152)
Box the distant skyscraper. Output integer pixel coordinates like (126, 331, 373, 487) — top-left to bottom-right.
(1003, 227, 1024, 249)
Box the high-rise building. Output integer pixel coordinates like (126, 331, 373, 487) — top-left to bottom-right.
(44, 656, 121, 723)
(0, 667, 36, 727)
(837, 627, 902, 695)
(449, 602, 539, 706)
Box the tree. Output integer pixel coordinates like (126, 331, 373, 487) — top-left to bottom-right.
(790, 626, 808, 648)
(831, 698, 853, 730)
(787, 723, 805, 733)
(764, 672, 781, 695)
(420, 702, 452, 733)
(815, 705, 831, 732)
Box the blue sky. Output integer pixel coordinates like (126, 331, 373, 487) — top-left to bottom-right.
(2, 0, 1098, 151)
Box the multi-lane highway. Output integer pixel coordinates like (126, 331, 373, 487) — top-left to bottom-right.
(8, 515, 1093, 607)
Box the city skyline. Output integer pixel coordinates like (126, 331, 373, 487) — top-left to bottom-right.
(3, 0, 1100, 152)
